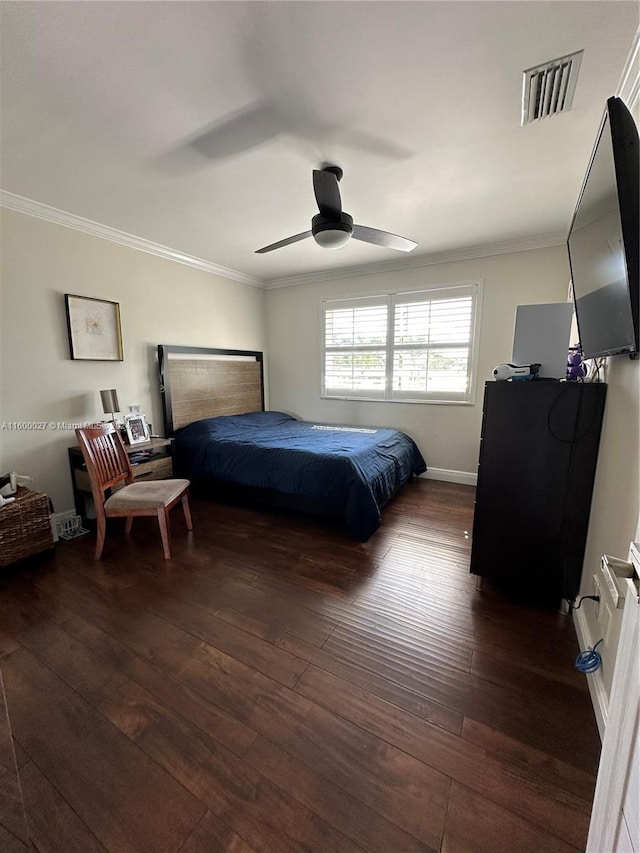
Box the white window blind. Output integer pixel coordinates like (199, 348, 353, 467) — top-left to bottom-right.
(322, 284, 479, 403)
(323, 297, 388, 398)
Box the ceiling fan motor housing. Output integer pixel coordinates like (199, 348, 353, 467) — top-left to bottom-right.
(311, 213, 353, 249)
(321, 164, 344, 182)
(312, 212, 353, 248)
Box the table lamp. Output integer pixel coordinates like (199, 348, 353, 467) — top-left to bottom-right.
(100, 389, 120, 424)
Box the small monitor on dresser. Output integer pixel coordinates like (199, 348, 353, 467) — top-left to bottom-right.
(512, 303, 574, 379)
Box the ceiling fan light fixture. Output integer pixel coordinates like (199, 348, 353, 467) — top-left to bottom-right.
(312, 211, 353, 250)
(313, 227, 352, 249)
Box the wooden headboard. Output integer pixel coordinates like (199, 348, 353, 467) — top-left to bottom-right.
(158, 345, 264, 436)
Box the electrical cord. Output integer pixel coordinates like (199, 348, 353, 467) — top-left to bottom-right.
(547, 381, 594, 443)
(592, 357, 607, 383)
(567, 595, 600, 610)
(575, 639, 604, 673)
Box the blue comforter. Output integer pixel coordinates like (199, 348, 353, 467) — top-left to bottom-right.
(174, 411, 426, 540)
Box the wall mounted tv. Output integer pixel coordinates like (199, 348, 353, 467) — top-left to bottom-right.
(567, 96, 639, 359)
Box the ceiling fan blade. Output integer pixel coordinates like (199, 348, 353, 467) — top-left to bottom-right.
(352, 224, 417, 253)
(190, 103, 281, 160)
(313, 169, 342, 219)
(255, 230, 312, 254)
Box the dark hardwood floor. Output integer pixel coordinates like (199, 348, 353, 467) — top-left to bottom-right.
(0, 479, 600, 852)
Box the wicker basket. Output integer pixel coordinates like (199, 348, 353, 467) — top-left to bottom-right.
(0, 487, 54, 568)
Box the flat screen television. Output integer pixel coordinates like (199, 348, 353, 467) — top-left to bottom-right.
(567, 96, 639, 359)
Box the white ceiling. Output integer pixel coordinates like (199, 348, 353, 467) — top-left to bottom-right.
(0, 2, 637, 286)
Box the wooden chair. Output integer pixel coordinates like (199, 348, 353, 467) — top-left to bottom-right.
(75, 423, 192, 560)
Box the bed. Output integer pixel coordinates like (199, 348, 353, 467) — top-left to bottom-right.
(158, 345, 426, 540)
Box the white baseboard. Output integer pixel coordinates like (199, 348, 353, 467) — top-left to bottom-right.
(420, 468, 477, 486)
(573, 607, 607, 740)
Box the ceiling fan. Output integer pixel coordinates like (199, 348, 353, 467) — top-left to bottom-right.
(255, 165, 417, 254)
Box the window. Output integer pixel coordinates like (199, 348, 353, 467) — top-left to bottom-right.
(322, 283, 480, 403)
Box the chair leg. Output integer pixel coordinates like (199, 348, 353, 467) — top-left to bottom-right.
(157, 508, 172, 559)
(95, 515, 106, 560)
(181, 492, 193, 531)
(125, 516, 133, 534)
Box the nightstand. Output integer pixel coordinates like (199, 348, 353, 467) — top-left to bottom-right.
(68, 438, 173, 522)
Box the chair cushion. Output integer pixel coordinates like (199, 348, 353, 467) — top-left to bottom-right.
(105, 479, 190, 510)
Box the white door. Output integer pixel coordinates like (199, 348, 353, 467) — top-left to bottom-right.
(587, 578, 640, 852)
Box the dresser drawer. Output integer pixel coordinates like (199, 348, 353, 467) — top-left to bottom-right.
(132, 456, 173, 481)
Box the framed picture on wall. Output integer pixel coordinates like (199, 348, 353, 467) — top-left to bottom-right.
(65, 294, 124, 361)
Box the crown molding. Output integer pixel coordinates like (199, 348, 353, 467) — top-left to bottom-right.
(0, 190, 264, 289)
(1, 189, 567, 292)
(263, 232, 567, 290)
(616, 29, 639, 110)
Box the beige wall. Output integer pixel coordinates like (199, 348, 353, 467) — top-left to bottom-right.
(0, 208, 266, 513)
(579, 354, 639, 696)
(265, 245, 570, 476)
(573, 89, 640, 703)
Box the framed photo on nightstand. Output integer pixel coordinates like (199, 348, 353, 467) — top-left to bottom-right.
(125, 415, 150, 445)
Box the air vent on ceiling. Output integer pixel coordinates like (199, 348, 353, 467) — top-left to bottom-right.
(521, 50, 583, 125)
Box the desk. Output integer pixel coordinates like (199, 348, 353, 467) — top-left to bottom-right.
(68, 438, 173, 522)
